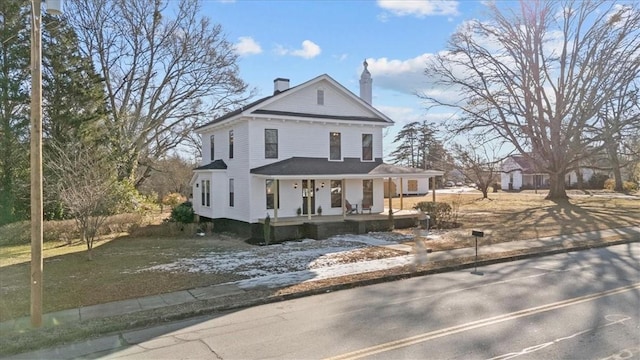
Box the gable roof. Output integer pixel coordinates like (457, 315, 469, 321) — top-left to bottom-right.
(196, 74, 393, 132)
(196, 95, 273, 130)
(502, 154, 541, 174)
(512, 156, 534, 172)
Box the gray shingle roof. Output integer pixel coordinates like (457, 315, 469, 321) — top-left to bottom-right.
(251, 157, 382, 176)
(250, 157, 443, 177)
(194, 159, 227, 170)
(251, 110, 387, 123)
(195, 96, 274, 130)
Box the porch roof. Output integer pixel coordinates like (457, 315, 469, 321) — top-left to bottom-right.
(250, 157, 443, 179)
(194, 159, 227, 170)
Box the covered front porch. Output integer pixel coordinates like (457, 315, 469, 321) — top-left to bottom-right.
(251, 209, 424, 243)
(249, 158, 443, 242)
(252, 161, 443, 223)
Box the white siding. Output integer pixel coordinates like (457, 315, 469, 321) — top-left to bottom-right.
(196, 117, 386, 223)
(193, 121, 253, 223)
(248, 118, 384, 169)
(565, 169, 594, 185)
(250, 178, 303, 221)
(202, 133, 212, 164)
(224, 121, 251, 222)
(192, 171, 228, 219)
(247, 177, 385, 222)
(261, 80, 372, 118)
(501, 171, 523, 190)
(393, 178, 429, 195)
(194, 75, 393, 224)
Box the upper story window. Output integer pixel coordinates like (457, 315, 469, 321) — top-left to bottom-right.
(329, 132, 341, 160)
(362, 134, 373, 161)
(317, 89, 324, 105)
(265, 129, 278, 159)
(209, 135, 215, 161)
(229, 178, 234, 207)
(228, 130, 234, 159)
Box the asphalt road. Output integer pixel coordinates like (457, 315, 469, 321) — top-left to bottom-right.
(31, 243, 640, 359)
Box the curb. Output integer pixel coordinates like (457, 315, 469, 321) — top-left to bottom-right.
(247, 238, 639, 305)
(82, 238, 640, 330)
(1, 238, 637, 357)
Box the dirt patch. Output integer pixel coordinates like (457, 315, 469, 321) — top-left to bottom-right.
(323, 246, 407, 264)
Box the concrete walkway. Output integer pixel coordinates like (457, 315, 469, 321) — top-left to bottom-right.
(2, 226, 639, 348)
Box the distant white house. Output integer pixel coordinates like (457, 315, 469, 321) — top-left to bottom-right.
(501, 154, 594, 190)
(385, 178, 431, 197)
(191, 62, 442, 236)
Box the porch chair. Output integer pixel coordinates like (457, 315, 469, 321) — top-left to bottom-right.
(345, 200, 358, 214)
(361, 201, 372, 214)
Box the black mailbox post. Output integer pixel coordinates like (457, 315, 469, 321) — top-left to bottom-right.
(471, 230, 484, 275)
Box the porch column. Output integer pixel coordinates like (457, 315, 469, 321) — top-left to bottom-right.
(432, 176, 436, 202)
(388, 177, 393, 215)
(399, 177, 404, 210)
(342, 179, 346, 219)
(307, 181, 312, 220)
(273, 179, 279, 223)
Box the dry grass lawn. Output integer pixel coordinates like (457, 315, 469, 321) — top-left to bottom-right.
(1, 190, 638, 323)
(393, 190, 640, 250)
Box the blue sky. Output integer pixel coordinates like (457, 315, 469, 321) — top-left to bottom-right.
(201, 0, 489, 153)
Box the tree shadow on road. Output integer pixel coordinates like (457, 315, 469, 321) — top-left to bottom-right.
(329, 242, 639, 359)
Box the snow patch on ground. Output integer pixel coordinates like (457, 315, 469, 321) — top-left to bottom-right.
(137, 232, 414, 286)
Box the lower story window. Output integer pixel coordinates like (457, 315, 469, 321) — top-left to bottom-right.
(201, 180, 210, 207)
(408, 180, 418, 192)
(331, 180, 342, 208)
(266, 179, 280, 209)
(362, 179, 373, 207)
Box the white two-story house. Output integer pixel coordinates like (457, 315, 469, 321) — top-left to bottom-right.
(191, 62, 442, 239)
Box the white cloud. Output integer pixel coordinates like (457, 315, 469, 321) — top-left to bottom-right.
(377, 0, 460, 18)
(364, 54, 435, 95)
(363, 54, 467, 120)
(234, 36, 262, 56)
(293, 40, 321, 58)
(275, 40, 322, 59)
(333, 53, 349, 62)
(376, 105, 423, 124)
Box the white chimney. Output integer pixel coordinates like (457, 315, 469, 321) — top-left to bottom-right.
(273, 78, 290, 94)
(359, 60, 372, 105)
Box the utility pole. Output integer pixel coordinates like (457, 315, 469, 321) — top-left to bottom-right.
(30, 0, 63, 328)
(30, 0, 44, 328)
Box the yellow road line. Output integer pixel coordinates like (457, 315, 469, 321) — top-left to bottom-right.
(326, 283, 640, 360)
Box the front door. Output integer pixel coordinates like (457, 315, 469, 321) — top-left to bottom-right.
(302, 180, 315, 215)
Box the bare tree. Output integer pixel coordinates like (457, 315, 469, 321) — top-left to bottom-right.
(451, 136, 504, 199)
(421, 0, 640, 200)
(138, 154, 196, 201)
(593, 81, 640, 191)
(48, 143, 118, 260)
(67, 0, 253, 186)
